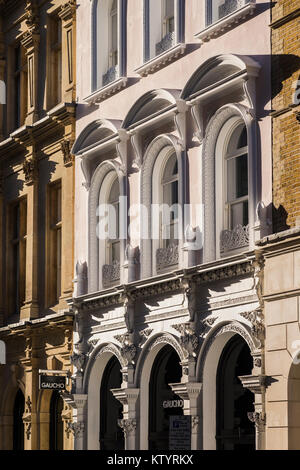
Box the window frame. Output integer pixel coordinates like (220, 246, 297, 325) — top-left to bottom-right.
(46, 180, 62, 307)
(46, 13, 62, 110)
(91, 0, 127, 93)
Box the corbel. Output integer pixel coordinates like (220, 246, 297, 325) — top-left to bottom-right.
(116, 128, 130, 174)
(190, 102, 204, 143)
(174, 98, 188, 149)
(130, 131, 143, 169)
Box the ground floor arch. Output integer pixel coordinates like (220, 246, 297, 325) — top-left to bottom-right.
(13, 389, 25, 450)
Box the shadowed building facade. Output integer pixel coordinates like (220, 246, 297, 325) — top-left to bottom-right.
(0, 0, 76, 450)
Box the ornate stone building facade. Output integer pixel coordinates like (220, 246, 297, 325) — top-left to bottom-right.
(69, 0, 272, 450)
(0, 0, 76, 449)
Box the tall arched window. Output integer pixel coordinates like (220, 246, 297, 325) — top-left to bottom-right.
(216, 117, 249, 255)
(161, 152, 178, 249)
(107, 177, 120, 265)
(92, 0, 126, 91)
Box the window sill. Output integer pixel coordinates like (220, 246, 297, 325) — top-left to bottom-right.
(195, 2, 256, 44)
(84, 77, 128, 105)
(135, 43, 186, 77)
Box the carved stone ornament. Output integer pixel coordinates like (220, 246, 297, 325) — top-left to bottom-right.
(156, 244, 179, 271)
(220, 224, 249, 253)
(247, 411, 265, 427)
(114, 333, 137, 366)
(23, 159, 37, 185)
(61, 139, 74, 167)
(23, 396, 32, 440)
(191, 416, 200, 429)
(102, 261, 120, 287)
(181, 277, 197, 322)
(199, 317, 217, 337)
(66, 421, 85, 438)
(172, 323, 199, 359)
(118, 418, 137, 437)
(59, 0, 76, 21)
(139, 328, 153, 345)
(240, 308, 265, 344)
(25, 1, 39, 34)
(70, 352, 86, 373)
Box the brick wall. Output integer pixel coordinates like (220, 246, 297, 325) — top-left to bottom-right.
(271, 0, 300, 232)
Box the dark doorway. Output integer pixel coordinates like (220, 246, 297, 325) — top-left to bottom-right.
(99, 356, 124, 450)
(49, 390, 64, 450)
(13, 389, 25, 450)
(216, 335, 255, 450)
(149, 346, 183, 450)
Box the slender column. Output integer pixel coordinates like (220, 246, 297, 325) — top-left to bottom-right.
(239, 374, 267, 450)
(112, 388, 140, 450)
(21, 144, 39, 320)
(170, 382, 202, 450)
(59, 0, 76, 103)
(60, 137, 75, 301)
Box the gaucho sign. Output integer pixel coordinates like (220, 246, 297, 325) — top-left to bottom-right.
(39, 374, 66, 390)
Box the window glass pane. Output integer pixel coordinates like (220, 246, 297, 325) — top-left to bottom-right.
(227, 123, 247, 155)
(227, 153, 248, 201)
(230, 200, 248, 229)
(211, 0, 240, 24)
(111, 241, 120, 263)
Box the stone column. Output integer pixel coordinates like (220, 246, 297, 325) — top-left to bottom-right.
(59, 0, 76, 104)
(170, 382, 202, 450)
(21, 145, 39, 320)
(61, 393, 88, 451)
(60, 137, 75, 302)
(112, 388, 140, 450)
(239, 374, 267, 450)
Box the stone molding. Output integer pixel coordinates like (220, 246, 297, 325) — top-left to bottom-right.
(135, 43, 186, 77)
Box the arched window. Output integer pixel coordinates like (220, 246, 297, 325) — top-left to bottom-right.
(99, 171, 121, 288)
(107, 177, 120, 266)
(215, 116, 250, 256)
(92, 0, 126, 91)
(144, 0, 184, 61)
(161, 152, 178, 249)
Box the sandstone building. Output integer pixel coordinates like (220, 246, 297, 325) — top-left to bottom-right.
(0, 0, 76, 450)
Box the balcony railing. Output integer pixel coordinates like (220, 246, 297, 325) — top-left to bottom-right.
(156, 243, 179, 272)
(208, 0, 252, 25)
(102, 260, 120, 287)
(220, 224, 249, 253)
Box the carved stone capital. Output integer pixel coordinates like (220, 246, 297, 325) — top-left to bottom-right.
(247, 411, 265, 428)
(66, 421, 85, 438)
(23, 158, 37, 185)
(114, 333, 136, 366)
(191, 416, 201, 429)
(61, 139, 74, 167)
(118, 418, 137, 437)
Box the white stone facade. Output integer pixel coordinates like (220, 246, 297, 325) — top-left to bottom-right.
(69, 0, 272, 450)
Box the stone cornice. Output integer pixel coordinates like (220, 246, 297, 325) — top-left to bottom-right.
(70, 255, 255, 312)
(195, 2, 256, 43)
(135, 43, 186, 77)
(84, 78, 128, 105)
(0, 103, 76, 157)
(0, 311, 74, 337)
